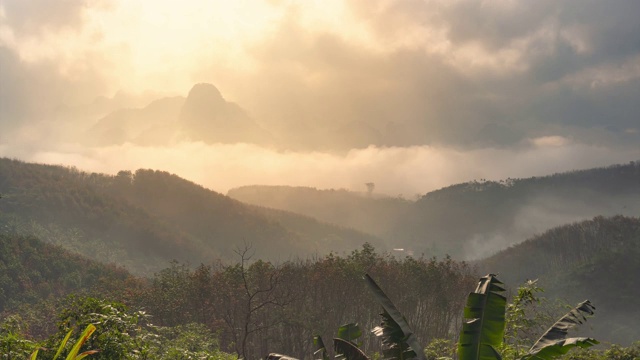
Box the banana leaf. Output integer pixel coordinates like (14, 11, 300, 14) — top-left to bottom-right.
(74, 351, 100, 360)
(52, 328, 75, 360)
(364, 274, 426, 360)
(267, 353, 299, 360)
(313, 335, 329, 360)
(521, 300, 598, 360)
(337, 323, 363, 344)
(458, 274, 506, 360)
(66, 324, 96, 360)
(372, 309, 418, 360)
(334, 338, 370, 360)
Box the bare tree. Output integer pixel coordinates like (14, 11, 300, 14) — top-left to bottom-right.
(365, 182, 375, 196)
(220, 243, 291, 359)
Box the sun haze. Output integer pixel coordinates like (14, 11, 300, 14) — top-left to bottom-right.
(1, 0, 639, 194)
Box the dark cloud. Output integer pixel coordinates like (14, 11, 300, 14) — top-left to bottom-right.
(233, 0, 640, 150)
(0, 46, 109, 142)
(0, 47, 66, 130)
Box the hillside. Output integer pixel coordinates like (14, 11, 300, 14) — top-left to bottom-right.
(107, 169, 382, 258)
(0, 158, 381, 275)
(0, 232, 138, 314)
(397, 162, 640, 258)
(478, 215, 640, 345)
(230, 162, 640, 259)
(227, 185, 411, 239)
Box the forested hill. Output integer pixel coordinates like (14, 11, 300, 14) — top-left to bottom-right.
(231, 162, 640, 259)
(478, 215, 640, 345)
(228, 185, 411, 239)
(397, 161, 640, 258)
(0, 232, 138, 315)
(0, 158, 381, 275)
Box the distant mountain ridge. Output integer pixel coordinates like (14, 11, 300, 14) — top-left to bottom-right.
(0, 158, 382, 275)
(228, 185, 411, 239)
(396, 161, 640, 258)
(229, 161, 640, 259)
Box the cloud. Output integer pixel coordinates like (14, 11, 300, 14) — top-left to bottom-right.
(1, 139, 638, 197)
(0, 0, 103, 35)
(1, 0, 639, 153)
(203, 0, 640, 150)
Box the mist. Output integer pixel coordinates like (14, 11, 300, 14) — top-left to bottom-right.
(1, 136, 638, 197)
(462, 193, 640, 260)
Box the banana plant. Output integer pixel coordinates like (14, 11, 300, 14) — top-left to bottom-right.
(364, 274, 426, 360)
(315, 323, 370, 360)
(520, 300, 598, 360)
(313, 335, 329, 360)
(458, 274, 507, 360)
(30, 323, 98, 360)
(268, 323, 369, 360)
(458, 274, 598, 360)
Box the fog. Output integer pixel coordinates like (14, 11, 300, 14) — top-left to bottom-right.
(1, 136, 638, 196)
(463, 193, 640, 260)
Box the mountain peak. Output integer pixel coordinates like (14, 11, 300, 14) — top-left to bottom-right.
(185, 83, 225, 105)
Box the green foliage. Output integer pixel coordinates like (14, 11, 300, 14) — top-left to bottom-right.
(12, 296, 235, 360)
(563, 342, 640, 360)
(458, 274, 506, 360)
(28, 323, 98, 360)
(48, 297, 146, 359)
(143, 323, 237, 360)
(522, 300, 598, 359)
(459, 275, 598, 360)
(423, 339, 454, 360)
(337, 323, 364, 345)
(1, 315, 37, 359)
(502, 280, 550, 359)
(313, 335, 329, 360)
(0, 232, 137, 314)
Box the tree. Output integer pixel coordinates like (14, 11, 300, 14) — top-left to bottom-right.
(365, 183, 375, 196)
(219, 244, 290, 359)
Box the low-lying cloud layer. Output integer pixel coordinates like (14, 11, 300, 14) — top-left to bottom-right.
(2, 138, 638, 196)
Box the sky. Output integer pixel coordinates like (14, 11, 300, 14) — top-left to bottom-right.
(1, 0, 639, 195)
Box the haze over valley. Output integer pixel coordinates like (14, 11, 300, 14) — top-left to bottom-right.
(1, 1, 639, 358)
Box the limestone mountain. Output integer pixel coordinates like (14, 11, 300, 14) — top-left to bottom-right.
(87, 96, 185, 146)
(179, 83, 271, 145)
(83, 83, 271, 147)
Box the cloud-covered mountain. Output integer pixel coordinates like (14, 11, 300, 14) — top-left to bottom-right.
(179, 83, 272, 145)
(84, 83, 273, 146)
(87, 96, 185, 146)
